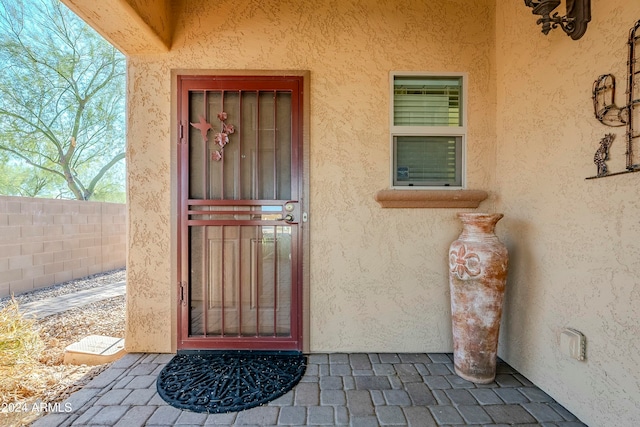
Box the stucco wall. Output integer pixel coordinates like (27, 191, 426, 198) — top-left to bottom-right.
(0, 196, 125, 297)
(124, 0, 498, 353)
(495, 2, 640, 425)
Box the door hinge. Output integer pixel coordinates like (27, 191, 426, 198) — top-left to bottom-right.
(179, 124, 184, 143)
(179, 281, 187, 305)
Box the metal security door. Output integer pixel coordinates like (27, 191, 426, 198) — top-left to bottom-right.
(177, 76, 303, 351)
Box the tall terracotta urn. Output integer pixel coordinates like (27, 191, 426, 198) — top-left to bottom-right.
(448, 213, 508, 384)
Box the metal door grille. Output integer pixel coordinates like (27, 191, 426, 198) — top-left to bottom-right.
(178, 76, 303, 351)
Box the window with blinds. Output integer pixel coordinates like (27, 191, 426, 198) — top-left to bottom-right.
(393, 76, 462, 127)
(394, 136, 462, 186)
(391, 73, 466, 187)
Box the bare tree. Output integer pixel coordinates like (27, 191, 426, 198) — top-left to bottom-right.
(0, 0, 125, 201)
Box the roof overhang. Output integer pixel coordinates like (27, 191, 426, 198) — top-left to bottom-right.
(60, 0, 171, 54)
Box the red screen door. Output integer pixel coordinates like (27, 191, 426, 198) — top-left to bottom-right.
(177, 75, 304, 351)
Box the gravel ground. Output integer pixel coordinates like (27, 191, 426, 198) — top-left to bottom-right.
(0, 269, 126, 427)
(0, 268, 126, 308)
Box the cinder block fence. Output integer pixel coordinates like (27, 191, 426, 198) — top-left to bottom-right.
(0, 196, 126, 298)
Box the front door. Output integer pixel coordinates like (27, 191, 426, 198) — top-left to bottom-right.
(177, 75, 304, 351)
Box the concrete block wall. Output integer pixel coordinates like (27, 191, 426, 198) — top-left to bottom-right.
(0, 196, 126, 298)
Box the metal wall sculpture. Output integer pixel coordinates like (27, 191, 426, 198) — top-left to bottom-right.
(589, 19, 640, 179)
(524, 0, 591, 40)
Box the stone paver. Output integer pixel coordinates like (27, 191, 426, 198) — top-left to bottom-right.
(308, 405, 334, 425)
(484, 404, 538, 424)
(321, 389, 346, 405)
(469, 388, 503, 405)
(429, 405, 465, 424)
(146, 405, 182, 425)
(278, 406, 306, 425)
(30, 352, 588, 426)
(405, 382, 436, 405)
(113, 406, 156, 427)
(495, 386, 529, 403)
(376, 405, 407, 425)
(522, 402, 567, 422)
(234, 406, 279, 425)
(404, 407, 438, 426)
(445, 388, 477, 405)
(458, 404, 493, 424)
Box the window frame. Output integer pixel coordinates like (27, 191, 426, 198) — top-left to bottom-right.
(389, 71, 468, 189)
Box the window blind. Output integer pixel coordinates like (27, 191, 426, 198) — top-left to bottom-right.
(394, 136, 461, 186)
(393, 76, 462, 127)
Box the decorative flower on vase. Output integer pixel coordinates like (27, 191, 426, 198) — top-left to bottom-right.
(449, 245, 481, 280)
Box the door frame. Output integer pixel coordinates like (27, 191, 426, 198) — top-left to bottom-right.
(173, 70, 310, 353)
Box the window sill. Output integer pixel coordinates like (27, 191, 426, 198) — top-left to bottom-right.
(374, 189, 488, 208)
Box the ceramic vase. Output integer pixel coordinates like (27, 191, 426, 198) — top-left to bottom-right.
(448, 213, 508, 384)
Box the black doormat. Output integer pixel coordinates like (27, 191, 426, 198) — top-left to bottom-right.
(156, 350, 306, 414)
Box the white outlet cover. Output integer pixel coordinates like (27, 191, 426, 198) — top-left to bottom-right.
(560, 328, 586, 361)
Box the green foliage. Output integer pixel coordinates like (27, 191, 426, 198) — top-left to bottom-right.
(0, 0, 126, 201)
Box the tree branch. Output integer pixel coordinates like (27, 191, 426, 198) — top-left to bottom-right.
(85, 152, 125, 198)
(0, 146, 66, 179)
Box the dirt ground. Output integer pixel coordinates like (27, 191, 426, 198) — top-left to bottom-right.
(0, 295, 125, 427)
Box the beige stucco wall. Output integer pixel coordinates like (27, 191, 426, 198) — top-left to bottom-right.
(123, 0, 498, 354)
(495, 2, 640, 425)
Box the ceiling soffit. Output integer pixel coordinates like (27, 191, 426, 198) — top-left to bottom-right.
(60, 0, 171, 54)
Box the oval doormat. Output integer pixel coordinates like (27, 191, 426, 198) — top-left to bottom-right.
(156, 351, 307, 413)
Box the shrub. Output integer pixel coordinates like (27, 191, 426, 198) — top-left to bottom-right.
(0, 299, 43, 366)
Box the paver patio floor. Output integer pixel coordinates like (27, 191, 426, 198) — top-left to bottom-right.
(31, 351, 587, 426)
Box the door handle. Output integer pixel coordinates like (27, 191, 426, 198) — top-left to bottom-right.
(276, 214, 294, 222)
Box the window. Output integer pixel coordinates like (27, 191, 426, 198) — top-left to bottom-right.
(391, 73, 466, 187)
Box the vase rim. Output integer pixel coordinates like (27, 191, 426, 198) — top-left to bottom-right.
(456, 212, 504, 219)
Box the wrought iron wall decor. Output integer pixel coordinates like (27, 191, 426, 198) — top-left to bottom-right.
(589, 19, 640, 179)
(524, 0, 591, 40)
(593, 133, 615, 178)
